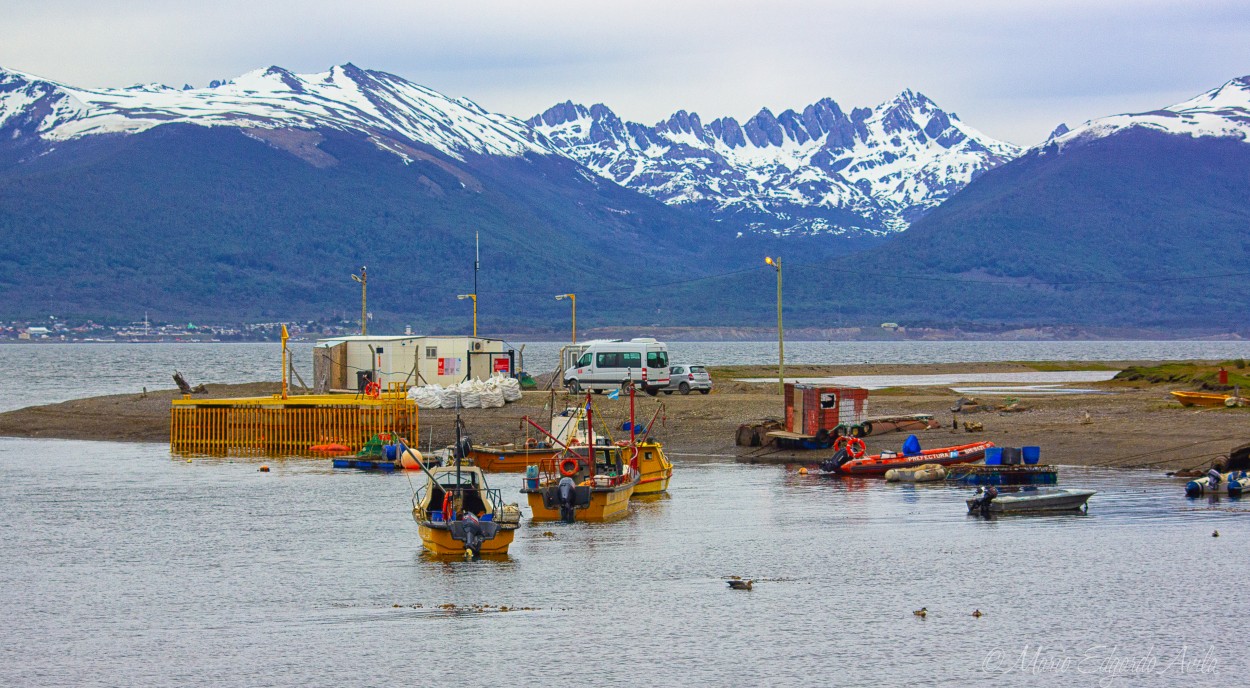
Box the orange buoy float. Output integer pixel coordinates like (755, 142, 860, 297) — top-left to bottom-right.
(259, 464, 270, 472)
(558, 458, 580, 477)
(310, 443, 351, 454)
(399, 448, 423, 470)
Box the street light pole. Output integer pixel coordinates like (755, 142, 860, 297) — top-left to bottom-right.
(555, 293, 576, 343)
(457, 294, 478, 337)
(351, 266, 367, 335)
(765, 256, 784, 397)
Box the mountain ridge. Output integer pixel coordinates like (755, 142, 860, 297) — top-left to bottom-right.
(529, 90, 1021, 237)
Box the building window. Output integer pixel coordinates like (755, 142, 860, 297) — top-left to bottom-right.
(425, 347, 438, 358)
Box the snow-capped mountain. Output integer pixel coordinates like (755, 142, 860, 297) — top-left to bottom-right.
(1047, 76, 1250, 151)
(0, 64, 552, 162)
(529, 92, 1021, 236)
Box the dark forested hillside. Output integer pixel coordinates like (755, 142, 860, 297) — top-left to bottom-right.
(2, 124, 1248, 332)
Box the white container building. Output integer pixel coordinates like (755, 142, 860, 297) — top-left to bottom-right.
(312, 335, 514, 393)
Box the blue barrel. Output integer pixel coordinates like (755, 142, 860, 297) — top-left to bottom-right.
(1022, 446, 1041, 464)
(985, 447, 1003, 465)
(384, 444, 398, 460)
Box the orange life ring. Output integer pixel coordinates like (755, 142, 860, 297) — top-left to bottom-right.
(364, 381, 381, 398)
(845, 437, 866, 459)
(524, 437, 538, 449)
(558, 458, 580, 477)
(442, 492, 453, 521)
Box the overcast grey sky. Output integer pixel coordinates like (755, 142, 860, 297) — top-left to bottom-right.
(3, 0, 1247, 144)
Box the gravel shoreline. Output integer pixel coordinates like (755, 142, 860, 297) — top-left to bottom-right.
(2, 363, 1245, 473)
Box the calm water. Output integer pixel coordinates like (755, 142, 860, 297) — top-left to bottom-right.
(0, 439, 1243, 686)
(2, 341, 1248, 685)
(5, 340, 1250, 411)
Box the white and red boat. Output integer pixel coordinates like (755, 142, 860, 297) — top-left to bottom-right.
(821, 439, 994, 477)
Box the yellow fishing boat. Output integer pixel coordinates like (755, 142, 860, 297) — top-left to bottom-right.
(411, 416, 521, 557)
(1171, 391, 1231, 407)
(470, 407, 591, 471)
(469, 444, 567, 471)
(633, 440, 672, 496)
(521, 446, 638, 522)
(412, 462, 521, 556)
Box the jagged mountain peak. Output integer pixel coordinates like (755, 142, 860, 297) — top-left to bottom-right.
(530, 90, 1021, 236)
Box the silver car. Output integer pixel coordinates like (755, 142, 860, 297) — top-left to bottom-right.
(664, 365, 712, 395)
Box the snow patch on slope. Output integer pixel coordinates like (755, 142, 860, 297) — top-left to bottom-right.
(1049, 76, 1250, 150)
(0, 65, 552, 161)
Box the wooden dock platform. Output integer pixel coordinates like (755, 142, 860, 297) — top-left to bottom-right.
(944, 463, 1058, 486)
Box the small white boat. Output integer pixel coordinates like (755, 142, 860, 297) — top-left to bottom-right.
(968, 487, 1096, 514)
(884, 463, 947, 483)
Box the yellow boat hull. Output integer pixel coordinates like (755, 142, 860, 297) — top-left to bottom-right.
(418, 522, 515, 556)
(633, 442, 672, 496)
(1171, 391, 1230, 407)
(524, 484, 634, 522)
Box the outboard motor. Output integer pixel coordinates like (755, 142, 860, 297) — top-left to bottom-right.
(460, 512, 485, 558)
(449, 511, 500, 559)
(819, 448, 850, 473)
(971, 486, 998, 516)
(557, 476, 578, 523)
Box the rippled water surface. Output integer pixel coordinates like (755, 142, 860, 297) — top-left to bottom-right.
(6, 340, 1250, 411)
(1, 439, 1245, 686)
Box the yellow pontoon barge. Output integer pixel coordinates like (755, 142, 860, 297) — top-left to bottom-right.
(170, 391, 417, 456)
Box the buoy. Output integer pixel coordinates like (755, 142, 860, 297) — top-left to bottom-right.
(798, 467, 808, 475)
(186, 458, 192, 463)
(259, 464, 270, 472)
(400, 448, 424, 470)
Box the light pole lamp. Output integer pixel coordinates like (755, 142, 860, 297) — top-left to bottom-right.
(351, 266, 367, 335)
(457, 294, 478, 337)
(765, 256, 784, 397)
(555, 293, 576, 343)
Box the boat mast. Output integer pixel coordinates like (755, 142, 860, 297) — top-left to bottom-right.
(585, 392, 595, 479)
(454, 407, 462, 517)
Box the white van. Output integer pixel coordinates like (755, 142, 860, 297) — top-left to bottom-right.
(562, 338, 670, 396)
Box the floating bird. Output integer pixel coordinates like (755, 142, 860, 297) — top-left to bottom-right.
(727, 579, 753, 590)
(913, 607, 927, 618)
(972, 609, 983, 618)
(1213, 530, 1220, 538)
